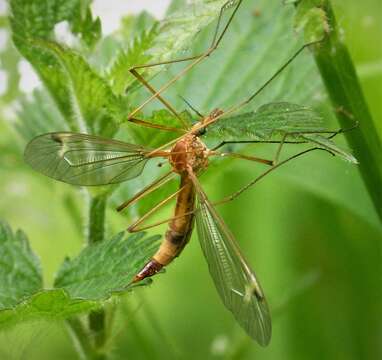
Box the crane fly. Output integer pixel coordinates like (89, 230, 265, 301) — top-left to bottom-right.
(23, 0, 357, 346)
(24, 115, 354, 347)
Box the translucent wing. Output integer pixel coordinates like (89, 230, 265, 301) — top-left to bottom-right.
(24, 132, 152, 185)
(190, 174, 271, 346)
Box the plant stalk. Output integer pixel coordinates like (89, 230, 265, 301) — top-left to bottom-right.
(87, 194, 108, 356)
(310, 1, 382, 222)
(88, 194, 107, 246)
(66, 193, 109, 359)
(66, 317, 97, 360)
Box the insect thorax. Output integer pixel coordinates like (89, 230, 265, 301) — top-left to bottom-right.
(169, 135, 208, 174)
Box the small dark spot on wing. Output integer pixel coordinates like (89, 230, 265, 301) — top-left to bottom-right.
(254, 287, 265, 302)
(51, 133, 63, 144)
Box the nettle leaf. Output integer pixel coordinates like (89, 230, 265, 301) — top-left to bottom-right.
(107, 0, 237, 98)
(31, 39, 125, 136)
(9, 0, 116, 136)
(0, 225, 160, 327)
(70, 5, 102, 48)
(54, 232, 160, 299)
(0, 289, 99, 328)
(108, 15, 158, 95)
(302, 134, 357, 163)
(150, 0, 237, 63)
(207, 103, 325, 140)
(14, 89, 67, 142)
(9, 0, 85, 124)
(206, 102, 357, 163)
(0, 23, 21, 104)
(165, 1, 321, 114)
(0, 220, 42, 309)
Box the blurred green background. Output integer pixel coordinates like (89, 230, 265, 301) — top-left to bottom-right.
(0, 0, 381, 359)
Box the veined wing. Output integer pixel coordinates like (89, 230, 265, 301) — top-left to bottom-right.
(189, 173, 271, 346)
(24, 132, 152, 185)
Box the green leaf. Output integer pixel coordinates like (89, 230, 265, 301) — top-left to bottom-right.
(9, 0, 82, 120)
(107, 0, 238, 97)
(0, 222, 161, 327)
(207, 102, 325, 140)
(0, 289, 99, 328)
(108, 13, 158, 95)
(10, 0, 232, 137)
(206, 102, 357, 163)
(54, 232, 160, 299)
(165, 1, 319, 113)
(14, 89, 67, 141)
(0, 220, 42, 309)
(70, 6, 102, 49)
(30, 39, 125, 136)
(150, 0, 238, 62)
(302, 133, 357, 163)
(0, 24, 21, 104)
(9, 0, 112, 133)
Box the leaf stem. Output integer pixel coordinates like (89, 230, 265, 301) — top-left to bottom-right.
(88, 194, 107, 246)
(66, 317, 95, 360)
(66, 193, 109, 359)
(310, 1, 382, 222)
(87, 194, 108, 356)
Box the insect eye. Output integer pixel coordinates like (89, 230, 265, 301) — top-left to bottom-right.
(197, 127, 207, 136)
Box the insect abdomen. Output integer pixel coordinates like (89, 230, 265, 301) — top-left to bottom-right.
(132, 175, 195, 283)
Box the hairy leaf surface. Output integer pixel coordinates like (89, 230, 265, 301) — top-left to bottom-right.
(0, 222, 160, 327)
(0, 221, 42, 309)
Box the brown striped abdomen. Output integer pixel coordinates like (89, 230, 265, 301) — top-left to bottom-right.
(132, 174, 195, 283)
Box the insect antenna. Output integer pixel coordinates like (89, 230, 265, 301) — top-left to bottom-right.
(179, 95, 204, 119)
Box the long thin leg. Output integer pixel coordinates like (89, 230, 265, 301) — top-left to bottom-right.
(117, 170, 175, 212)
(209, 151, 273, 166)
(128, 147, 339, 231)
(213, 147, 335, 206)
(211, 122, 359, 162)
(129, 69, 188, 128)
(192, 40, 324, 133)
(273, 132, 288, 165)
(127, 0, 244, 120)
(211, 133, 327, 166)
(128, 211, 195, 233)
(136, 19, 323, 155)
(272, 125, 359, 164)
(129, 116, 186, 133)
(212, 139, 308, 151)
(212, 126, 353, 150)
(128, 185, 185, 233)
(130, 0, 242, 71)
(225, 40, 322, 116)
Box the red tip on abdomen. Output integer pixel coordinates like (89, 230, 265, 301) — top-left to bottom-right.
(132, 258, 164, 283)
